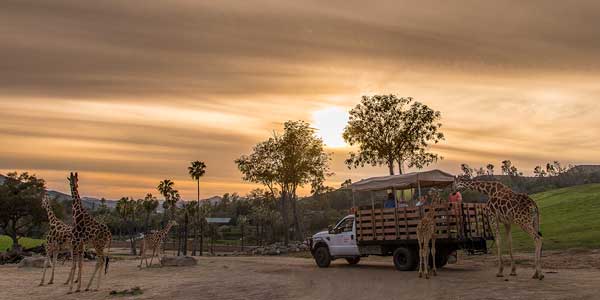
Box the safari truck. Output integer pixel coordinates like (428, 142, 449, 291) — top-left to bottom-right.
(308, 170, 493, 271)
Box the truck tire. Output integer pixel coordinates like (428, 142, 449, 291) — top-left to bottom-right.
(314, 246, 331, 268)
(346, 257, 360, 265)
(435, 253, 448, 268)
(393, 247, 417, 271)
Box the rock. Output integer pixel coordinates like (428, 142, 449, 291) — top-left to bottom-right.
(160, 256, 198, 267)
(18, 257, 48, 268)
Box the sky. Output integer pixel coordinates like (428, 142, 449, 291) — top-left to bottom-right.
(1, 0, 600, 200)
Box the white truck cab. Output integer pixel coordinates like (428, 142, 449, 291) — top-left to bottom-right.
(309, 215, 361, 267)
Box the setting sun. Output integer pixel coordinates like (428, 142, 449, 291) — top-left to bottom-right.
(312, 107, 350, 148)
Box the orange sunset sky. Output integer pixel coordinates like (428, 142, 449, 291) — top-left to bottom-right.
(1, 0, 600, 200)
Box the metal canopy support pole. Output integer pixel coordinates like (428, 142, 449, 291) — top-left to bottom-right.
(370, 191, 376, 240)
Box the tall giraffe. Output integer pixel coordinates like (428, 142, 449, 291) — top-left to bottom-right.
(66, 172, 112, 293)
(39, 195, 73, 286)
(138, 220, 177, 268)
(455, 179, 543, 279)
(416, 190, 444, 279)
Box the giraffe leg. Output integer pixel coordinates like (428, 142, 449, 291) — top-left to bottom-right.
(39, 252, 50, 286)
(85, 249, 103, 291)
(95, 255, 105, 291)
(67, 249, 80, 293)
(520, 224, 544, 280)
(490, 218, 504, 277)
(505, 223, 516, 276)
(138, 243, 145, 268)
(76, 249, 84, 292)
(48, 251, 58, 284)
(424, 240, 430, 279)
(149, 248, 156, 267)
(417, 239, 424, 278)
(431, 237, 437, 276)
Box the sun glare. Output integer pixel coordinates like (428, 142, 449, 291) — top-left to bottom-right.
(312, 107, 349, 148)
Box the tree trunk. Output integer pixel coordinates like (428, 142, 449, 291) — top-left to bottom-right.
(398, 159, 404, 175)
(195, 179, 200, 256)
(183, 210, 189, 255)
(290, 193, 302, 241)
(281, 191, 289, 245)
(241, 224, 244, 251)
(199, 222, 204, 256)
(388, 159, 395, 175)
(191, 224, 197, 256)
(8, 221, 21, 252)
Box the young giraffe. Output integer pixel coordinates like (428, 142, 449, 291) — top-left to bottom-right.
(416, 190, 444, 279)
(39, 195, 73, 286)
(455, 179, 543, 280)
(138, 220, 178, 268)
(66, 172, 113, 293)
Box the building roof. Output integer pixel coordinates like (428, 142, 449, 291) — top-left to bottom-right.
(205, 217, 231, 224)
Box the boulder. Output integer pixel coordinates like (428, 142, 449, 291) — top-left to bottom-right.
(160, 256, 197, 267)
(18, 257, 48, 268)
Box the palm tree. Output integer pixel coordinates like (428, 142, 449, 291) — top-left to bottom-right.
(188, 161, 206, 256)
(157, 179, 179, 254)
(142, 193, 159, 233)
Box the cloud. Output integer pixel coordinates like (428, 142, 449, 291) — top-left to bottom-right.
(1, 0, 599, 198)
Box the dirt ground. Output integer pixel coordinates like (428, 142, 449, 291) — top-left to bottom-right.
(2, 249, 600, 300)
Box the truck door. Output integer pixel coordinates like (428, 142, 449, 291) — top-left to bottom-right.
(331, 216, 359, 256)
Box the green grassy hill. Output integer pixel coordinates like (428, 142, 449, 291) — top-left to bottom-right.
(0, 235, 45, 252)
(511, 184, 600, 251)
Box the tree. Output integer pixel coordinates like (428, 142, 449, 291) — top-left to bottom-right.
(157, 179, 180, 255)
(236, 120, 332, 244)
(475, 167, 486, 177)
(533, 166, 547, 177)
(188, 161, 206, 256)
(141, 193, 159, 233)
(341, 179, 352, 189)
(343, 95, 444, 175)
(486, 164, 495, 176)
(0, 172, 46, 251)
(116, 197, 140, 255)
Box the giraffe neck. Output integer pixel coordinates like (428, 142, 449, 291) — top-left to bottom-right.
(463, 180, 505, 198)
(162, 223, 174, 236)
(42, 199, 60, 224)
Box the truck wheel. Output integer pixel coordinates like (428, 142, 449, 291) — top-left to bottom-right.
(346, 257, 360, 265)
(393, 247, 417, 271)
(435, 253, 448, 268)
(314, 246, 331, 268)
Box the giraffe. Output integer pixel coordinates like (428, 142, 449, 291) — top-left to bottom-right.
(66, 172, 113, 293)
(138, 220, 178, 268)
(416, 189, 444, 279)
(39, 195, 73, 286)
(455, 178, 543, 280)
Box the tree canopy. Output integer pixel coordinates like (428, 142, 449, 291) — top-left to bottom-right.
(0, 172, 46, 251)
(235, 120, 332, 243)
(343, 95, 444, 175)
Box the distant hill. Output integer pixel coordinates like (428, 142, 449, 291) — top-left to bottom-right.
(512, 183, 600, 251)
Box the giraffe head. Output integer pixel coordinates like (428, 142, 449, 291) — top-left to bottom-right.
(68, 172, 79, 190)
(169, 220, 178, 227)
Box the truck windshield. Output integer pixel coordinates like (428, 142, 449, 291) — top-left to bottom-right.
(334, 217, 354, 233)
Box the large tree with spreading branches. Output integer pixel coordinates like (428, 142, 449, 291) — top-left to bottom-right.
(343, 95, 444, 175)
(236, 120, 332, 244)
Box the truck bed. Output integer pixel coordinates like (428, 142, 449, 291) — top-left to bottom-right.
(356, 203, 493, 242)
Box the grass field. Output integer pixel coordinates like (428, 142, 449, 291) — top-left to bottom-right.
(511, 183, 600, 251)
(0, 235, 45, 252)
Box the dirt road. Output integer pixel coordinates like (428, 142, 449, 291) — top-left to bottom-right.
(2, 251, 600, 300)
